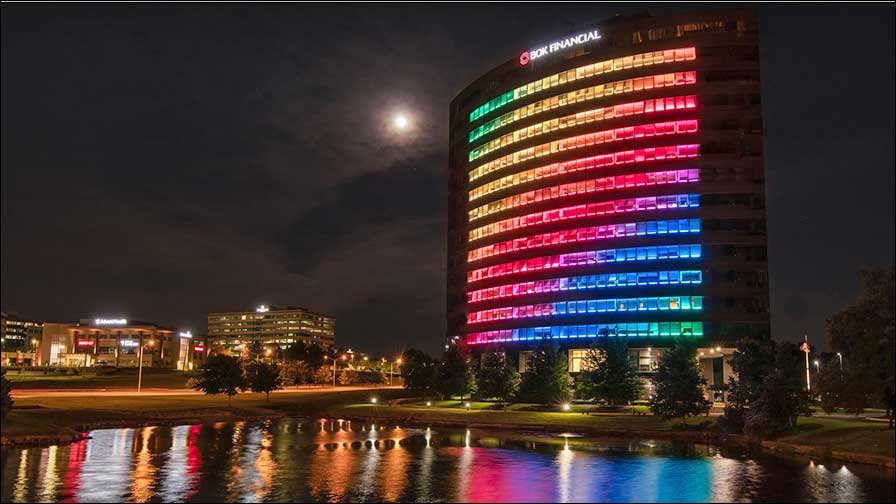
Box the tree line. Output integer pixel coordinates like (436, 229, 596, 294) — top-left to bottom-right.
(398, 267, 894, 437)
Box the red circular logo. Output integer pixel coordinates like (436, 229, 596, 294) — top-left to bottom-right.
(519, 51, 530, 66)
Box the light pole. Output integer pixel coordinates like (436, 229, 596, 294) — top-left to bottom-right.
(137, 340, 155, 393)
(390, 358, 402, 386)
(837, 352, 843, 370)
(814, 359, 820, 373)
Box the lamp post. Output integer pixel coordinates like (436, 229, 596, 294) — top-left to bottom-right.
(390, 357, 402, 386)
(814, 359, 820, 373)
(137, 340, 155, 393)
(837, 352, 843, 370)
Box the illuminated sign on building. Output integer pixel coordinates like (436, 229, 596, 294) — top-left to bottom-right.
(120, 340, 139, 347)
(256, 305, 269, 313)
(179, 331, 192, 339)
(520, 29, 601, 65)
(193, 345, 205, 352)
(77, 339, 95, 347)
(94, 318, 127, 325)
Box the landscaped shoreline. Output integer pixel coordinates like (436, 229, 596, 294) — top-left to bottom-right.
(2, 389, 893, 469)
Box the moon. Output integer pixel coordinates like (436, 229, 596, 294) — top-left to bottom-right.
(393, 114, 409, 130)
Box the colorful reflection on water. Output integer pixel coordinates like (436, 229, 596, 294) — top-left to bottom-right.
(1, 418, 893, 503)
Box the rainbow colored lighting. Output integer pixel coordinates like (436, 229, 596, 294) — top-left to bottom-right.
(467, 244, 702, 283)
(470, 119, 699, 181)
(469, 295, 703, 324)
(469, 194, 699, 241)
(469, 95, 698, 161)
(467, 321, 704, 345)
(469, 169, 699, 221)
(467, 270, 703, 303)
(468, 47, 696, 123)
(469, 71, 697, 143)
(467, 218, 701, 262)
(469, 144, 699, 202)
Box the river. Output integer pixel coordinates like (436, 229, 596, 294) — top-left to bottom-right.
(1, 418, 893, 503)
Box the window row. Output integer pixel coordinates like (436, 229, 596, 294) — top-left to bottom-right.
(470, 119, 699, 181)
(469, 95, 698, 161)
(469, 144, 700, 202)
(468, 218, 701, 263)
(469, 47, 696, 122)
(467, 269, 703, 303)
(469, 194, 700, 241)
(466, 321, 704, 345)
(469, 71, 698, 144)
(469, 169, 699, 222)
(468, 244, 702, 283)
(468, 295, 704, 323)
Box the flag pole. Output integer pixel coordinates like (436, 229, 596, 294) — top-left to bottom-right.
(802, 335, 811, 391)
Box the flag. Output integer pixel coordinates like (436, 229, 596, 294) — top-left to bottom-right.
(800, 341, 810, 353)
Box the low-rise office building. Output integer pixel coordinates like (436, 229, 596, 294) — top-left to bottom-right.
(39, 318, 177, 368)
(207, 305, 335, 355)
(1, 311, 44, 366)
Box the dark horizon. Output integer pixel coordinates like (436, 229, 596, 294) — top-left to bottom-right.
(2, 3, 894, 355)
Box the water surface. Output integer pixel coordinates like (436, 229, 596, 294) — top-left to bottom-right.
(1, 418, 893, 503)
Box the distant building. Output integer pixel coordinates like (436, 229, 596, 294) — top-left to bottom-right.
(38, 318, 177, 368)
(174, 331, 209, 371)
(207, 305, 335, 355)
(1, 310, 43, 366)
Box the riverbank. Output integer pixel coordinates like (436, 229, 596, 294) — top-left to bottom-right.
(325, 401, 895, 468)
(1, 387, 406, 445)
(2, 390, 893, 469)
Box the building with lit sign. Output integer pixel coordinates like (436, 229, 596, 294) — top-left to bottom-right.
(37, 318, 177, 368)
(447, 9, 769, 399)
(1, 310, 44, 366)
(207, 305, 336, 355)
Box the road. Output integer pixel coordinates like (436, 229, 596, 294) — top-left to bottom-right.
(11, 385, 402, 398)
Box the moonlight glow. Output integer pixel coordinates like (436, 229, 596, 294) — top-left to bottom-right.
(393, 114, 409, 130)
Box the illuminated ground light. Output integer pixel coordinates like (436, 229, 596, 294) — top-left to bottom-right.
(370, 397, 378, 404)
(393, 114, 409, 130)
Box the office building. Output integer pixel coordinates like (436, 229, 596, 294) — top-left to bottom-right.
(447, 9, 769, 398)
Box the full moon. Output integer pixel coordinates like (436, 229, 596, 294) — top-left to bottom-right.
(393, 114, 409, 130)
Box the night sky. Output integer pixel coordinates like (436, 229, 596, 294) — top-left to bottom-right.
(2, 3, 894, 355)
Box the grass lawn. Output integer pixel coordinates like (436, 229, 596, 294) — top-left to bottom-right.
(785, 417, 895, 458)
(1, 388, 407, 442)
(6, 368, 192, 389)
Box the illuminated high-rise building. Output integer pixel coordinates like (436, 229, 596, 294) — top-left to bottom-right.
(447, 9, 769, 395)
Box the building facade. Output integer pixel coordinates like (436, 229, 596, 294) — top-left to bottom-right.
(207, 305, 335, 354)
(447, 9, 769, 397)
(38, 318, 178, 368)
(1, 311, 43, 366)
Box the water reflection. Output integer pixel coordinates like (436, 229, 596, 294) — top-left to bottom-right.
(1, 419, 893, 503)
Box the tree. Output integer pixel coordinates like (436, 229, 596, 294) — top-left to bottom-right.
(400, 348, 438, 395)
(1, 370, 12, 418)
(743, 343, 813, 438)
(280, 361, 312, 387)
(306, 344, 326, 370)
(284, 341, 308, 362)
(476, 351, 521, 403)
(827, 267, 895, 423)
(338, 369, 357, 385)
(816, 364, 846, 414)
(518, 340, 572, 404)
(719, 338, 775, 432)
(244, 361, 283, 400)
(192, 355, 245, 406)
(649, 336, 710, 425)
(577, 338, 641, 406)
(436, 343, 476, 399)
(312, 366, 332, 386)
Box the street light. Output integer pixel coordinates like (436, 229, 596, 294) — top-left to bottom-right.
(837, 352, 843, 370)
(390, 357, 402, 386)
(814, 359, 820, 373)
(137, 340, 155, 393)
